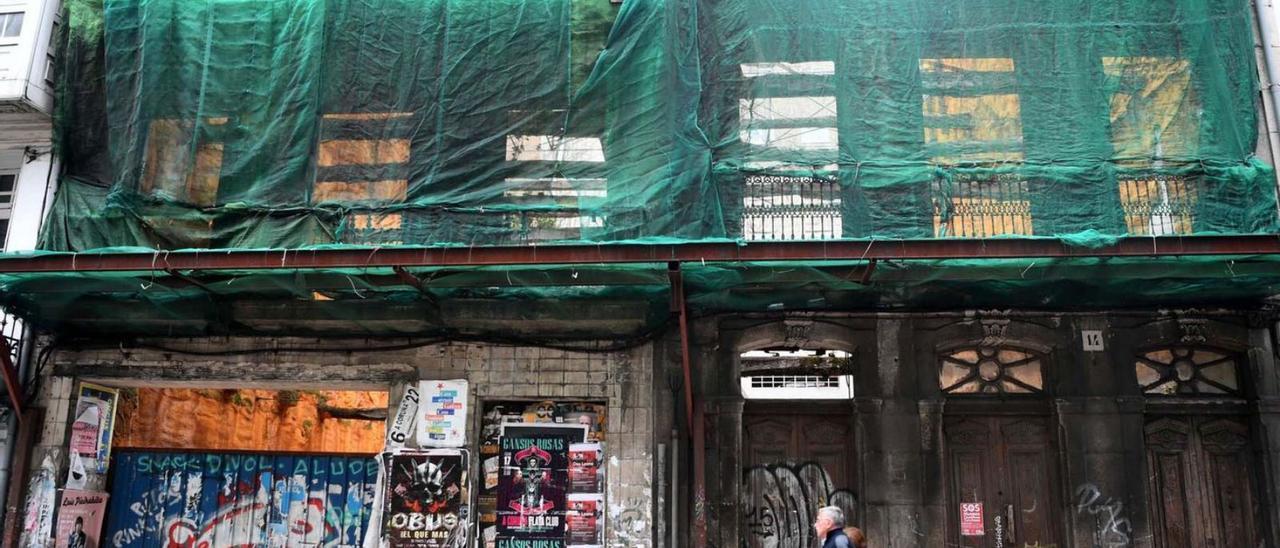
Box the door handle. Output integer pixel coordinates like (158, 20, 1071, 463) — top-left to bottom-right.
(1004, 504, 1016, 545)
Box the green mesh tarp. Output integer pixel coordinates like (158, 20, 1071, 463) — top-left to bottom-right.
(1, 257, 1279, 337)
(22, 0, 1280, 337)
(46, 0, 1279, 251)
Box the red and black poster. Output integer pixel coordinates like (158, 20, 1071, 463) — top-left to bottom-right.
(566, 494, 603, 547)
(383, 450, 470, 548)
(567, 443, 602, 494)
(496, 434, 569, 546)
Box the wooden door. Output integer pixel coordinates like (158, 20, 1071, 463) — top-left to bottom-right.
(945, 416, 1061, 547)
(1145, 415, 1259, 548)
(742, 409, 857, 548)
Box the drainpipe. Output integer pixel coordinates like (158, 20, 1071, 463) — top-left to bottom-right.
(1253, 0, 1280, 191)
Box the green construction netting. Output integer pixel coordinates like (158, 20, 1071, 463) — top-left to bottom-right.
(0, 256, 1278, 338)
(45, 0, 1279, 251)
(19, 0, 1280, 338)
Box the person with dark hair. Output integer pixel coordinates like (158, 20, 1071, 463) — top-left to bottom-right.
(843, 525, 868, 548)
(813, 506, 852, 548)
(67, 516, 87, 548)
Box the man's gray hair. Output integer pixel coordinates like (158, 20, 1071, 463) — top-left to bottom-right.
(818, 506, 846, 527)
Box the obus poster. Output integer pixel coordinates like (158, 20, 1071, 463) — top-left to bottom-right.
(382, 450, 470, 548)
(496, 434, 570, 546)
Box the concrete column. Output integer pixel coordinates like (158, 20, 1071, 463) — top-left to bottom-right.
(1055, 397, 1146, 548)
(1249, 324, 1280, 547)
(858, 319, 935, 546)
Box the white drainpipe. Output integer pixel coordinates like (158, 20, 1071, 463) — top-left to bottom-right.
(1253, 0, 1280, 179)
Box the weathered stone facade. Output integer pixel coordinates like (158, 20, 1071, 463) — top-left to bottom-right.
(23, 338, 656, 548)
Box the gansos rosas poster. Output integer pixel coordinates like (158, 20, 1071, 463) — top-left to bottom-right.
(496, 434, 570, 547)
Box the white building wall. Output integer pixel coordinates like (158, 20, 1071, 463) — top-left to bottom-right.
(0, 0, 59, 112)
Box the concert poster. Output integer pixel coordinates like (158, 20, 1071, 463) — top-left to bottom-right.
(495, 434, 571, 545)
(567, 443, 602, 494)
(382, 450, 470, 548)
(565, 494, 603, 547)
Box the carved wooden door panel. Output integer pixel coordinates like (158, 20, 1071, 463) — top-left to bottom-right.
(1145, 416, 1258, 548)
(945, 416, 1061, 548)
(742, 410, 857, 548)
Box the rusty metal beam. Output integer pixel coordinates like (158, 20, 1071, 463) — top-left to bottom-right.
(2, 235, 1280, 273)
(668, 262, 694, 433)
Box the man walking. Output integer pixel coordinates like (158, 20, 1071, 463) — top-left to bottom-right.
(813, 506, 853, 548)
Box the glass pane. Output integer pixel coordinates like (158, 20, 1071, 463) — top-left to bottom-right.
(1193, 349, 1226, 364)
(1135, 362, 1162, 387)
(940, 361, 971, 390)
(998, 349, 1031, 363)
(1002, 380, 1030, 393)
(1195, 381, 1226, 394)
(1199, 362, 1239, 390)
(950, 350, 979, 364)
(1005, 360, 1043, 389)
(3, 13, 23, 38)
(1145, 349, 1174, 364)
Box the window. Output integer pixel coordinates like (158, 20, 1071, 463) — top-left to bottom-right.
(921, 58, 1031, 238)
(736, 60, 841, 239)
(939, 345, 1044, 395)
(141, 118, 226, 206)
(503, 109, 609, 243)
(1136, 346, 1240, 396)
(0, 173, 16, 248)
(314, 112, 414, 244)
(1104, 57, 1202, 236)
(0, 12, 23, 41)
(739, 348, 854, 400)
(44, 20, 58, 84)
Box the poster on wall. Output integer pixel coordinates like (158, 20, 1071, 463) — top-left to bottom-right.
(567, 443, 602, 494)
(54, 490, 108, 548)
(382, 450, 470, 548)
(70, 383, 118, 474)
(479, 402, 606, 548)
(417, 380, 468, 448)
(960, 502, 984, 536)
(495, 434, 570, 544)
(565, 494, 603, 548)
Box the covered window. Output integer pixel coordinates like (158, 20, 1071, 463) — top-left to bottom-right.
(921, 58, 1030, 238)
(1105, 57, 1201, 236)
(736, 60, 841, 241)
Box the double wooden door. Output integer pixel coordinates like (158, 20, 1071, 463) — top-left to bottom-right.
(945, 415, 1061, 547)
(1145, 415, 1259, 548)
(742, 406, 857, 548)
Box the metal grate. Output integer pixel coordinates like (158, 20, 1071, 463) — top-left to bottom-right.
(932, 173, 1032, 237)
(1118, 175, 1197, 236)
(742, 174, 842, 240)
(748, 375, 842, 389)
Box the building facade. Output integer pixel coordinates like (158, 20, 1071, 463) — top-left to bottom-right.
(4, 0, 1280, 547)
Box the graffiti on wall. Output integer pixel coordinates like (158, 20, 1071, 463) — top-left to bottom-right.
(105, 451, 377, 548)
(742, 462, 857, 548)
(1074, 484, 1132, 548)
